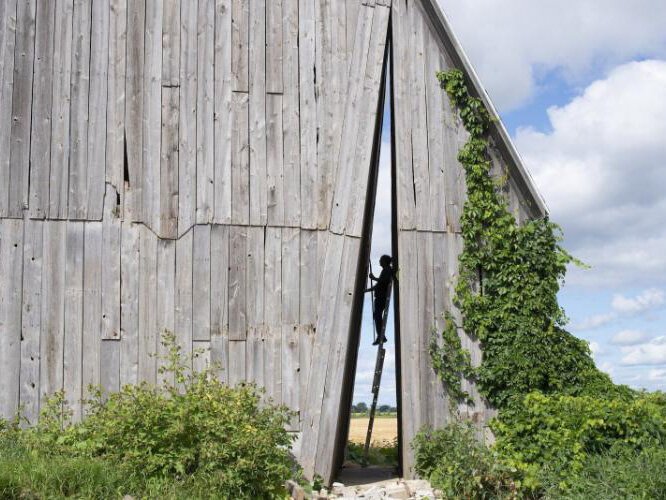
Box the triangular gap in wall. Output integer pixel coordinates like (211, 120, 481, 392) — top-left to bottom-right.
(334, 35, 402, 481)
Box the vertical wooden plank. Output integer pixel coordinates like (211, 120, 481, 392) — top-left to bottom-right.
(0, 220, 24, 418)
(120, 221, 140, 386)
(0, 0, 18, 216)
(417, 231, 435, 427)
(231, 92, 250, 224)
(48, 0, 73, 219)
(193, 340, 211, 372)
(100, 340, 120, 394)
(156, 239, 176, 385)
(231, 0, 249, 92)
(264, 227, 282, 402)
(282, 0, 300, 226)
(397, 229, 419, 477)
(82, 221, 103, 399)
(68, 0, 92, 220)
(298, 229, 317, 415)
(228, 225, 247, 340)
(432, 232, 452, 428)
(193, 225, 212, 341)
(228, 340, 246, 386)
(426, 37, 447, 232)
(345, 0, 359, 70)
(410, 6, 431, 231)
(246, 226, 265, 384)
(196, 0, 214, 224)
(86, 0, 109, 220)
(124, 0, 145, 221)
(213, 0, 232, 224)
(328, 4, 373, 235)
(106, 0, 127, 217)
(40, 221, 65, 406)
(266, 0, 283, 94)
(143, 0, 163, 229)
(249, 0, 267, 226)
(63, 222, 84, 421)
(138, 225, 157, 383)
(391, 0, 415, 231)
(442, 91, 468, 233)
(101, 184, 121, 340)
(7, 0, 36, 217)
(20, 219, 43, 423)
(178, 0, 197, 234)
(266, 94, 284, 225)
(160, 87, 179, 238)
(282, 227, 300, 428)
(314, 0, 331, 231)
(29, 0, 56, 219)
(175, 228, 194, 370)
(162, 0, 180, 86)
(298, 0, 317, 230)
(210, 224, 229, 383)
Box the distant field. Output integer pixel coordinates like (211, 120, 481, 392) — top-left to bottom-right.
(348, 417, 398, 445)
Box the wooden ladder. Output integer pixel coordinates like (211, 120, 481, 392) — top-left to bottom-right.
(363, 281, 392, 459)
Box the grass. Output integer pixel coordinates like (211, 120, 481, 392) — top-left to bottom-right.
(345, 440, 399, 468)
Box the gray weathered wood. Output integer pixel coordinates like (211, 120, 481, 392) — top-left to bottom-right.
(101, 185, 121, 340)
(264, 226, 282, 402)
(161, 0, 180, 86)
(246, 226, 265, 361)
(196, 0, 214, 224)
(193, 340, 212, 373)
(160, 87, 179, 238)
(0, 220, 23, 418)
(100, 340, 120, 394)
(213, 0, 232, 224)
(0, 0, 18, 216)
(210, 224, 229, 382)
(178, 0, 197, 234)
(266, 0, 283, 94)
(120, 221, 140, 386)
(7, 1, 36, 217)
(281, 227, 300, 429)
(266, 94, 284, 226)
(106, 0, 127, 218)
(298, 229, 317, 415)
(231, 0, 249, 92)
(63, 222, 84, 420)
(228, 340, 246, 386)
(29, 0, 55, 219)
(82, 221, 103, 398)
(231, 93, 250, 225)
(175, 227, 194, 369)
(68, 0, 92, 220)
(138, 225, 157, 383)
(228, 225, 247, 340)
(86, 0, 109, 220)
(193, 224, 212, 341)
(249, 0, 267, 226)
(124, 0, 145, 222)
(156, 238, 176, 385)
(282, 0, 300, 226)
(20, 219, 43, 424)
(143, 0, 163, 230)
(40, 221, 66, 406)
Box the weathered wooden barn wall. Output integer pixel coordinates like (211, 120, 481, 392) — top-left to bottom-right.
(0, 0, 545, 484)
(389, 0, 545, 477)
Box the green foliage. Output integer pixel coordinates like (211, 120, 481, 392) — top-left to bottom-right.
(429, 314, 474, 404)
(2, 332, 297, 499)
(493, 392, 666, 487)
(542, 445, 666, 499)
(346, 439, 398, 467)
(413, 423, 518, 499)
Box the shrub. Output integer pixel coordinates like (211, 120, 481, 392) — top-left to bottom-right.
(413, 422, 518, 499)
(3, 332, 298, 499)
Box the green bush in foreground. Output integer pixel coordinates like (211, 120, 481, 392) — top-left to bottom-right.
(1, 332, 297, 499)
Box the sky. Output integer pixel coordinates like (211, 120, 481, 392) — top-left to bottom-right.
(353, 0, 666, 406)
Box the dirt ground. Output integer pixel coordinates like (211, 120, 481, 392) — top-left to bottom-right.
(348, 417, 398, 444)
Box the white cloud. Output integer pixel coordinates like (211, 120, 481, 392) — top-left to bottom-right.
(574, 313, 617, 331)
(515, 60, 666, 288)
(440, 0, 666, 110)
(588, 341, 604, 356)
(621, 336, 666, 366)
(612, 288, 665, 314)
(648, 368, 666, 382)
(611, 330, 650, 346)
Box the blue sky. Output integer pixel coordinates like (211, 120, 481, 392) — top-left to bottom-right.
(353, 0, 666, 406)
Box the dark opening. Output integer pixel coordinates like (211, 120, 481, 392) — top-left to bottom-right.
(335, 29, 402, 482)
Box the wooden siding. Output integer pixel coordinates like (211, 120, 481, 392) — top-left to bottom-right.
(0, 0, 546, 484)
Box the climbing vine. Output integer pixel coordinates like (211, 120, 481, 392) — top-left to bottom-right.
(431, 69, 613, 408)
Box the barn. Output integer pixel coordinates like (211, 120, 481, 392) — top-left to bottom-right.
(0, 0, 545, 483)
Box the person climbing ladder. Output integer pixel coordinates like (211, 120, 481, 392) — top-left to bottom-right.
(365, 254, 393, 345)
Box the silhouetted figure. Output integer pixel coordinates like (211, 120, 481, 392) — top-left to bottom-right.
(365, 255, 393, 345)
